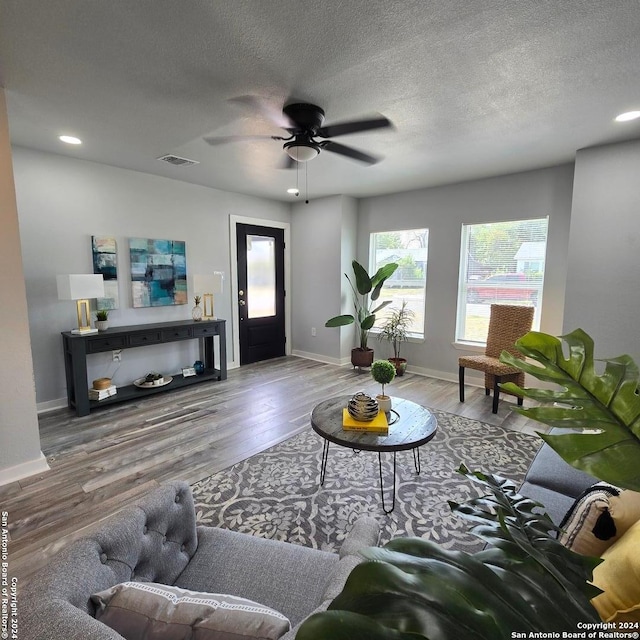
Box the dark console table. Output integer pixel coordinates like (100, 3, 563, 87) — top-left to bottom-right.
(61, 319, 227, 417)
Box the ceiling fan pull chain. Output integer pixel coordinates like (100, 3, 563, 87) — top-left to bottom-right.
(305, 161, 309, 204)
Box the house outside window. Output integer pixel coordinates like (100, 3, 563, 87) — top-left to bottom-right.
(370, 229, 428, 338)
(456, 218, 549, 344)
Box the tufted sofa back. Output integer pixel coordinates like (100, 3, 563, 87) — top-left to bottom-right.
(22, 481, 198, 635)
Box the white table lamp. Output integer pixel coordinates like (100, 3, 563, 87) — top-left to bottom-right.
(193, 273, 223, 319)
(57, 274, 105, 334)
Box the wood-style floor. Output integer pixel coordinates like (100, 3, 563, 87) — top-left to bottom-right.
(1, 356, 544, 584)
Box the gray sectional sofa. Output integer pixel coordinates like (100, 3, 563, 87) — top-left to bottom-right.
(21, 481, 380, 640)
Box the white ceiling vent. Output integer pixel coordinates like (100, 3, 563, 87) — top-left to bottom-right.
(156, 154, 200, 167)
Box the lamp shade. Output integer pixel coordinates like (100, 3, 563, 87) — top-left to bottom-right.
(192, 273, 223, 294)
(57, 274, 105, 300)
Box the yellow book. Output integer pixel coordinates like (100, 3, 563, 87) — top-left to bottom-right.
(342, 408, 389, 434)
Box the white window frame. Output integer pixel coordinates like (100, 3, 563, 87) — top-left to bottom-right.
(369, 228, 429, 340)
(455, 217, 548, 346)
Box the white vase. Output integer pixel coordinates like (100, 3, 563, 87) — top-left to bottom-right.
(95, 320, 109, 332)
(376, 395, 392, 413)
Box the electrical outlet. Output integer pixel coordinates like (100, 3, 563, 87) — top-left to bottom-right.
(112, 350, 122, 362)
(311, 327, 317, 337)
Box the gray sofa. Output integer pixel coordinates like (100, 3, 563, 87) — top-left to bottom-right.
(519, 434, 598, 525)
(21, 481, 380, 640)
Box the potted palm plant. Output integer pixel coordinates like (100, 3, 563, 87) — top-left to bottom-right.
(326, 260, 398, 368)
(377, 300, 414, 375)
(370, 359, 396, 412)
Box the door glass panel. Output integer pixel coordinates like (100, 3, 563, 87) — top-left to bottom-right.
(247, 235, 276, 318)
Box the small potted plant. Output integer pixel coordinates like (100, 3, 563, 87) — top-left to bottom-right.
(370, 359, 396, 413)
(95, 309, 109, 332)
(377, 300, 414, 375)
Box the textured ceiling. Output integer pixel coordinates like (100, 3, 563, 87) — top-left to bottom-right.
(1, 0, 640, 201)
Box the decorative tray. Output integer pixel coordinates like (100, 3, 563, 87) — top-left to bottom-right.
(134, 375, 173, 389)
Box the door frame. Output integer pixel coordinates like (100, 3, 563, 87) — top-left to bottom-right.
(229, 215, 291, 367)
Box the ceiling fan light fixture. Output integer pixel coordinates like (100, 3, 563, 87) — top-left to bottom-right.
(284, 141, 320, 162)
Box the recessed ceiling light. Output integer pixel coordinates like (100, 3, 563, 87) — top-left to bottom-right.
(287, 188, 300, 196)
(615, 111, 640, 122)
(59, 135, 82, 145)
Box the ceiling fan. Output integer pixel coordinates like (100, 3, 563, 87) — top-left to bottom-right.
(203, 98, 394, 168)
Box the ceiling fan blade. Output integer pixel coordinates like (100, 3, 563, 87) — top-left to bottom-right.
(317, 115, 393, 138)
(321, 141, 381, 165)
(228, 95, 294, 130)
(203, 134, 285, 146)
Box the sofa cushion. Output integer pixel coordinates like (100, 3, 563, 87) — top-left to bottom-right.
(558, 483, 640, 556)
(591, 519, 640, 623)
(523, 443, 596, 497)
(518, 481, 577, 526)
(174, 527, 338, 627)
(92, 581, 290, 639)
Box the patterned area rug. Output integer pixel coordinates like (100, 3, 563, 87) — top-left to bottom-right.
(191, 410, 541, 553)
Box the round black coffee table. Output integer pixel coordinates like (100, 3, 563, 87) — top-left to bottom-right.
(310, 396, 438, 513)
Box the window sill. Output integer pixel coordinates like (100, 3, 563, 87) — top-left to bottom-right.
(370, 330, 425, 344)
(452, 341, 485, 352)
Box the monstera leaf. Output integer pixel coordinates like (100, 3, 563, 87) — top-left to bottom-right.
(295, 467, 600, 640)
(500, 328, 640, 491)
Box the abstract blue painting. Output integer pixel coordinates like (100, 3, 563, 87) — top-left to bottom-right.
(92, 236, 119, 310)
(129, 238, 187, 307)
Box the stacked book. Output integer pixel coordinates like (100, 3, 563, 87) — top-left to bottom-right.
(342, 409, 389, 435)
(89, 385, 117, 401)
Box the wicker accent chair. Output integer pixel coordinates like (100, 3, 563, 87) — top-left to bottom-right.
(458, 304, 534, 414)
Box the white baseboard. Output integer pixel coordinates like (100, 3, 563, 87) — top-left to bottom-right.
(37, 398, 68, 414)
(291, 353, 487, 386)
(0, 453, 50, 486)
(291, 350, 351, 366)
(405, 364, 484, 387)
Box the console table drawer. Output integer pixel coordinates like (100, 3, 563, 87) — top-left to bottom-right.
(162, 327, 191, 341)
(192, 324, 219, 337)
(129, 331, 162, 346)
(87, 336, 127, 353)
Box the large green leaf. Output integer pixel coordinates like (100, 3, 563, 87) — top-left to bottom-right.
(500, 328, 640, 491)
(370, 262, 399, 289)
(360, 314, 376, 331)
(296, 610, 416, 640)
(370, 263, 398, 301)
(352, 260, 373, 295)
(295, 467, 600, 640)
(325, 314, 355, 328)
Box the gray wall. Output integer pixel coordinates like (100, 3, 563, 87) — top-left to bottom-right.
(13, 147, 290, 407)
(356, 164, 575, 379)
(563, 139, 640, 360)
(290, 195, 356, 362)
(288, 164, 574, 380)
(339, 197, 358, 360)
(0, 91, 44, 479)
